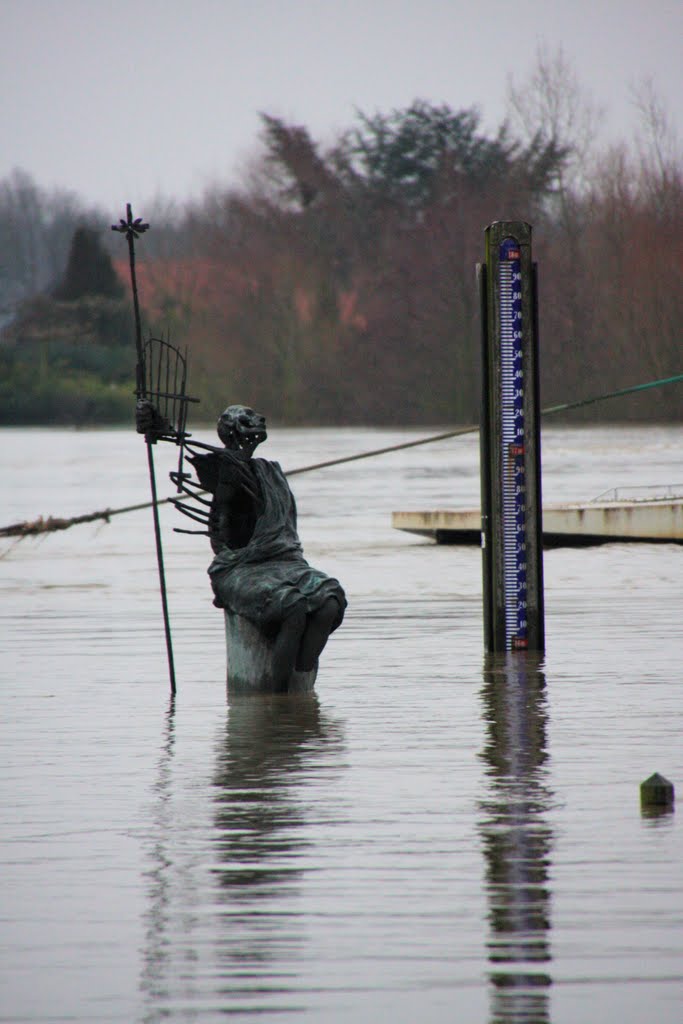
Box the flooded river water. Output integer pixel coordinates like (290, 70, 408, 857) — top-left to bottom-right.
(1, 424, 681, 1023)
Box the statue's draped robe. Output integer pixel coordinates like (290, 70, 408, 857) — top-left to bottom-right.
(203, 456, 346, 635)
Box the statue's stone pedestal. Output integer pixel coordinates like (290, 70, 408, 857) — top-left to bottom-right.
(224, 612, 318, 693)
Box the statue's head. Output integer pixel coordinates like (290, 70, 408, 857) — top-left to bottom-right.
(217, 405, 267, 456)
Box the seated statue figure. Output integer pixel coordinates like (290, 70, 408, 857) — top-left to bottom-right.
(182, 405, 346, 692)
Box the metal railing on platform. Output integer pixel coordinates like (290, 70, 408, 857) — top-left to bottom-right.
(591, 483, 683, 503)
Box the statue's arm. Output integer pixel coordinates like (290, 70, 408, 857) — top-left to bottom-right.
(204, 452, 260, 552)
(180, 443, 256, 497)
(187, 451, 220, 493)
(214, 451, 260, 503)
(185, 449, 258, 502)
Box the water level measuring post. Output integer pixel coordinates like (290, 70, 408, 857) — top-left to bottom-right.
(479, 221, 545, 653)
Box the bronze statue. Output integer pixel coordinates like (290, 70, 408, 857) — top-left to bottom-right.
(137, 401, 346, 692)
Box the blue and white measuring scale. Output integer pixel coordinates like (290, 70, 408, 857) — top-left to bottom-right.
(498, 237, 528, 650)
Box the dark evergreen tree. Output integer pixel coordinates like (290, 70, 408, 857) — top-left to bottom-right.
(337, 102, 511, 206)
(325, 101, 568, 218)
(53, 225, 124, 301)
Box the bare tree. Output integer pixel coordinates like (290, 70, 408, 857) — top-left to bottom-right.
(630, 77, 682, 216)
(506, 46, 604, 375)
(506, 44, 603, 199)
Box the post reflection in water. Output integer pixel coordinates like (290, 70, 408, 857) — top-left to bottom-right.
(479, 654, 554, 1024)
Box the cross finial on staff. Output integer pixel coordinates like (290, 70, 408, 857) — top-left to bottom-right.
(111, 203, 150, 395)
(111, 202, 149, 241)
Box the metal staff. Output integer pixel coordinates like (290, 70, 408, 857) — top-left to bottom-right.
(112, 204, 177, 694)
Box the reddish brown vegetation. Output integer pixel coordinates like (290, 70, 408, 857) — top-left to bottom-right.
(124, 106, 681, 425)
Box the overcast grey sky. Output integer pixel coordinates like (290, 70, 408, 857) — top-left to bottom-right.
(2, 0, 681, 212)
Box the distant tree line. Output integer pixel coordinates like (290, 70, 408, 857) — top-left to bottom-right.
(1, 51, 681, 425)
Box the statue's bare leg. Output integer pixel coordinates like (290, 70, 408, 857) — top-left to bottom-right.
(271, 608, 307, 691)
(296, 598, 341, 672)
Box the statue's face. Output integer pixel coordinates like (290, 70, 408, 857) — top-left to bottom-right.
(217, 405, 267, 455)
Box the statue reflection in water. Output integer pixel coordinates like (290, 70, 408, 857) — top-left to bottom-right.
(212, 693, 345, 999)
(479, 653, 553, 1024)
(141, 693, 344, 1017)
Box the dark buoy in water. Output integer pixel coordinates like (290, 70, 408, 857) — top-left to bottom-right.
(640, 772, 675, 815)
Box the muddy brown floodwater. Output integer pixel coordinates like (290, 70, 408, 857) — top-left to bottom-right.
(1, 424, 681, 1023)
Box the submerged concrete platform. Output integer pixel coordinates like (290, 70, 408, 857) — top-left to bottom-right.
(392, 495, 683, 547)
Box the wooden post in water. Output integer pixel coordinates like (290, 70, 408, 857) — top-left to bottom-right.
(478, 221, 545, 653)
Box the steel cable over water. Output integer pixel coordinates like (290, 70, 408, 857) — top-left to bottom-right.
(2, 371, 682, 540)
